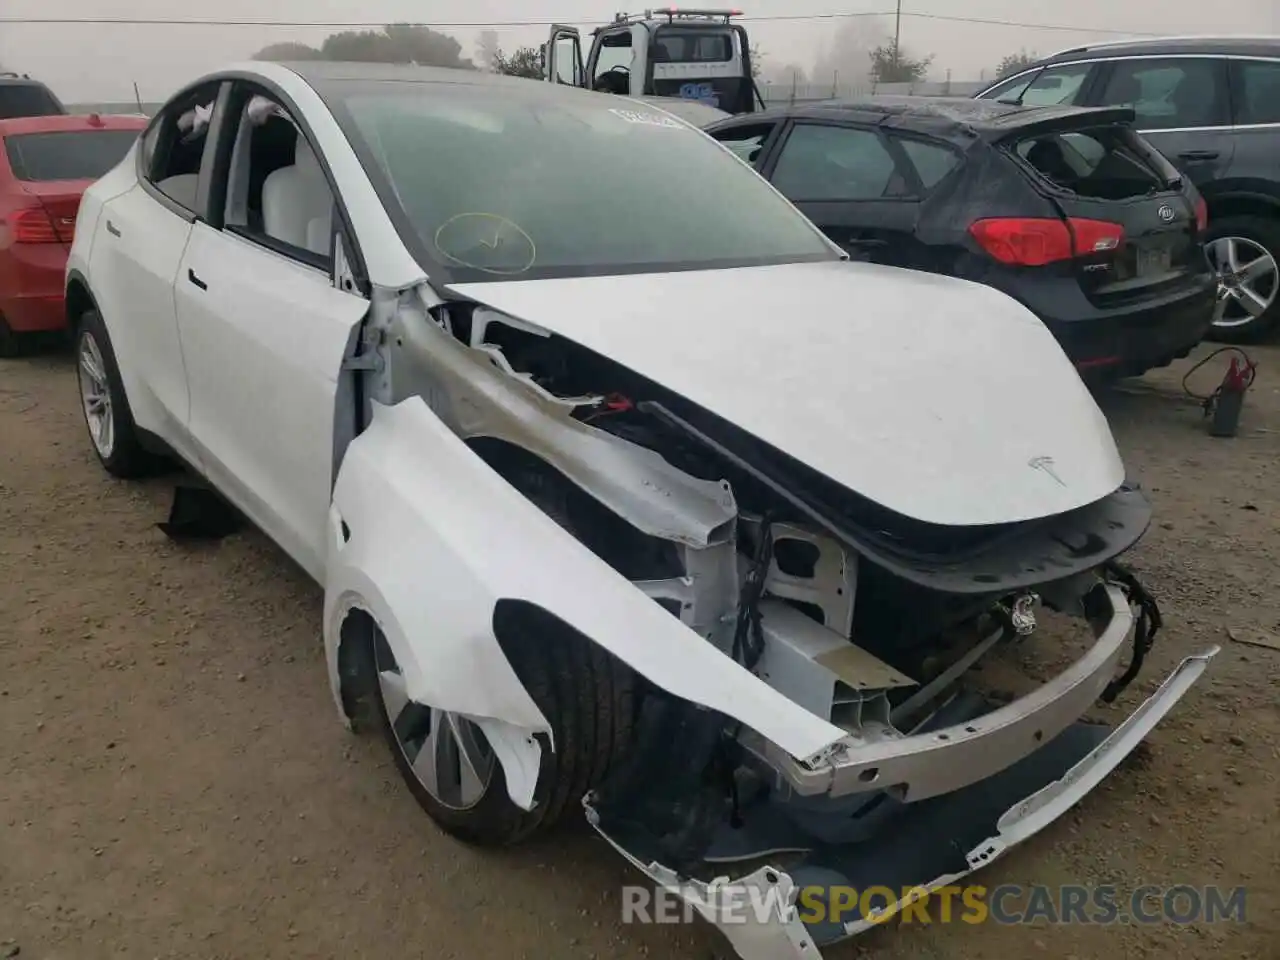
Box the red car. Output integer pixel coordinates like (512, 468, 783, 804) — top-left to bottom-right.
(0, 113, 147, 356)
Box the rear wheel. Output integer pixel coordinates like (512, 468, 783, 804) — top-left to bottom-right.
(75, 309, 157, 478)
(1204, 216, 1280, 344)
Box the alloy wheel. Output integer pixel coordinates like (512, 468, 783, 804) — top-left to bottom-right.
(374, 638, 496, 810)
(1206, 235, 1278, 329)
(78, 330, 115, 459)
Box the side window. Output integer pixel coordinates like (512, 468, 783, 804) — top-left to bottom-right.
(223, 89, 335, 265)
(896, 137, 961, 190)
(981, 63, 1091, 106)
(1235, 59, 1280, 125)
(591, 30, 633, 93)
(1097, 57, 1229, 130)
(143, 82, 220, 213)
(709, 122, 776, 165)
(770, 124, 905, 202)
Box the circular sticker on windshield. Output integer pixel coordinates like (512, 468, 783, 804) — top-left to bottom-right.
(433, 213, 537, 276)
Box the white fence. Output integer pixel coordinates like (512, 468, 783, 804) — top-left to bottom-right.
(758, 79, 985, 105)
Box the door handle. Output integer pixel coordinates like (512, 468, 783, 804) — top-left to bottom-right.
(1178, 150, 1220, 161)
(106, 220, 121, 237)
(187, 269, 207, 291)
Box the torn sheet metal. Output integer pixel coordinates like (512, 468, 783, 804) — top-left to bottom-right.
(588, 645, 1217, 959)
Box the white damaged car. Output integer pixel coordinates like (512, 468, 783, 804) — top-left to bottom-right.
(66, 62, 1217, 958)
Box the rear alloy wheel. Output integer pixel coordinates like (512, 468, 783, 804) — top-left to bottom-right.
(75, 309, 158, 478)
(1204, 217, 1280, 344)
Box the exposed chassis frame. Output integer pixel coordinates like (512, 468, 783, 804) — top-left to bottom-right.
(586, 581, 1219, 959)
(749, 583, 1150, 802)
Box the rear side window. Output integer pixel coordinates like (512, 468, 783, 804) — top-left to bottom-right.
(896, 138, 961, 190)
(0, 83, 63, 119)
(1096, 57, 1229, 129)
(771, 124, 905, 201)
(3, 129, 141, 181)
(1236, 59, 1280, 125)
(709, 122, 776, 165)
(981, 63, 1091, 107)
(653, 31, 732, 63)
(1012, 126, 1173, 200)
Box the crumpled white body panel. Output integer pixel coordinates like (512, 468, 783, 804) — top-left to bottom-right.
(323, 398, 850, 801)
(449, 260, 1126, 528)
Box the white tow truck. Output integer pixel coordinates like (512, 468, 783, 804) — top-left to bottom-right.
(542, 8, 764, 118)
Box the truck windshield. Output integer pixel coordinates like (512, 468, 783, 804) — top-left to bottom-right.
(328, 80, 838, 283)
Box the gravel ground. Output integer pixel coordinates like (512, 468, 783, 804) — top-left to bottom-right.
(1, 343, 1277, 960)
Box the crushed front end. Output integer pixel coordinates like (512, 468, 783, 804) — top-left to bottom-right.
(573, 407, 1217, 958)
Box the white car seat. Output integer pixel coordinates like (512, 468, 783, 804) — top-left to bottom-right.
(261, 138, 333, 257)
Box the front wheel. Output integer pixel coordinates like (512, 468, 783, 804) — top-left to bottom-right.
(75, 309, 157, 478)
(368, 614, 637, 847)
(1204, 216, 1280, 344)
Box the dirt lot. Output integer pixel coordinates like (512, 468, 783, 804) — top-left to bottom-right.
(1, 344, 1277, 960)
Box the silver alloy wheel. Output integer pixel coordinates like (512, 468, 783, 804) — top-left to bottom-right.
(78, 330, 115, 459)
(1206, 235, 1279, 329)
(375, 644, 496, 810)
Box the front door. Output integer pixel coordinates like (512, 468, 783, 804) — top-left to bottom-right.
(544, 25, 585, 88)
(176, 222, 368, 582)
(174, 87, 370, 581)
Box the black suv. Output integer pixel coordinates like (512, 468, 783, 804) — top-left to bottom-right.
(975, 36, 1280, 343)
(0, 73, 66, 120)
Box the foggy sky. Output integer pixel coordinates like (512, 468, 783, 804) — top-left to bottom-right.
(3, 0, 1277, 101)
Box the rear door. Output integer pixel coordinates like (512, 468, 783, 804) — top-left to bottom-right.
(1088, 56, 1235, 189)
(1005, 119, 1206, 307)
(758, 120, 923, 265)
(90, 83, 222, 455)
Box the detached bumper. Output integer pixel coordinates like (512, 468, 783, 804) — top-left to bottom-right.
(588, 582, 1217, 958)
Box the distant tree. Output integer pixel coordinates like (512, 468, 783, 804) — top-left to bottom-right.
(253, 42, 323, 61)
(492, 46, 544, 80)
(995, 50, 1037, 79)
(749, 43, 765, 79)
(869, 42, 933, 84)
(253, 24, 475, 69)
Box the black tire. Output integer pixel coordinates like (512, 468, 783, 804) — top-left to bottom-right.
(368, 467, 637, 846)
(369, 614, 637, 846)
(75, 309, 158, 478)
(1204, 215, 1280, 344)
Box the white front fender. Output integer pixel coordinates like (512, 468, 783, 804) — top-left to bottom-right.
(324, 398, 848, 807)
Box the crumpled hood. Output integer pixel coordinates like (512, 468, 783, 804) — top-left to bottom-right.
(446, 259, 1126, 527)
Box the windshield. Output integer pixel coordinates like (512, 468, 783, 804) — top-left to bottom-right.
(3, 129, 140, 181)
(0, 83, 64, 119)
(328, 81, 837, 282)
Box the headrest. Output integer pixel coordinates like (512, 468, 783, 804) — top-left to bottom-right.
(294, 137, 323, 177)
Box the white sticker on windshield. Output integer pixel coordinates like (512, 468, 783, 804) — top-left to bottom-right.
(608, 107, 685, 129)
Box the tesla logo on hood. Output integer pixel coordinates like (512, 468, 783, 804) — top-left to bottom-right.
(1028, 456, 1066, 487)
(1157, 204, 1176, 223)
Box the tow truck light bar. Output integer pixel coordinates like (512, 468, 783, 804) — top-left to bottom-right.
(614, 8, 744, 24)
